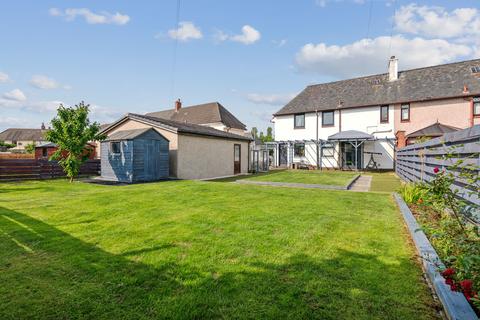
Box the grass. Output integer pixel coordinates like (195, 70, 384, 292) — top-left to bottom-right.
(0, 179, 436, 319)
(369, 172, 403, 193)
(236, 170, 358, 186)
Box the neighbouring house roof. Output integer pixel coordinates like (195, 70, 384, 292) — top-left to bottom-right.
(406, 122, 459, 138)
(328, 130, 374, 141)
(99, 123, 111, 131)
(146, 102, 247, 130)
(104, 128, 168, 141)
(101, 113, 252, 142)
(275, 58, 480, 116)
(0, 128, 48, 141)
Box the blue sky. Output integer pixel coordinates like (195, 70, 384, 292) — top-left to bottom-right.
(1, 0, 479, 132)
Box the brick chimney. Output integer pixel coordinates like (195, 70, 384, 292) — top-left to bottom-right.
(175, 99, 182, 112)
(388, 56, 398, 81)
(396, 130, 406, 148)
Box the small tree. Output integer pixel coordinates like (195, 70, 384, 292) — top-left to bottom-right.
(45, 102, 106, 182)
(25, 142, 36, 154)
(265, 127, 274, 142)
(251, 127, 258, 139)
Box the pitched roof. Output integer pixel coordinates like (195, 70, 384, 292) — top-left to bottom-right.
(275, 58, 480, 116)
(146, 102, 246, 130)
(104, 128, 167, 141)
(102, 113, 252, 142)
(328, 130, 374, 141)
(0, 128, 47, 141)
(406, 122, 459, 138)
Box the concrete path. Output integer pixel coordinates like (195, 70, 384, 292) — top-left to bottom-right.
(348, 175, 372, 192)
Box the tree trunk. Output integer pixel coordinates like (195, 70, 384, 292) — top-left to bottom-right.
(69, 176, 73, 183)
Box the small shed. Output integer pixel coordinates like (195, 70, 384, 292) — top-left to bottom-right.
(101, 128, 169, 182)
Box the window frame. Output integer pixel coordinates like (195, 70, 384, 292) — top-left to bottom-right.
(474, 97, 480, 117)
(380, 105, 389, 123)
(322, 110, 335, 127)
(293, 113, 305, 129)
(110, 141, 121, 154)
(294, 143, 305, 157)
(400, 103, 410, 122)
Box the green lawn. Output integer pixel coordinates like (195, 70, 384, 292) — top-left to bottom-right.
(0, 179, 436, 319)
(240, 170, 358, 186)
(369, 172, 403, 193)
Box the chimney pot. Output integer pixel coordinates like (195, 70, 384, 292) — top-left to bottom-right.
(388, 56, 398, 81)
(41, 122, 46, 130)
(175, 99, 182, 112)
(463, 84, 469, 94)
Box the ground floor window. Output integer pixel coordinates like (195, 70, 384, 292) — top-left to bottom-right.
(294, 143, 305, 157)
(110, 141, 121, 154)
(474, 97, 480, 116)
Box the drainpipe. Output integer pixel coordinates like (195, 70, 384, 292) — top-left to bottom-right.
(316, 110, 319, 170)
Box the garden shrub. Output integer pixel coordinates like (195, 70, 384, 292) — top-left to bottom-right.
(400, 150, 480, 311)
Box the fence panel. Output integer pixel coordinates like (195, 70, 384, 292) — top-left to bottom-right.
(395, 125, 480, 209)
(0, 159, 100, 181)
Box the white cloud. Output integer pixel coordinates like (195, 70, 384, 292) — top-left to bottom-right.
(247, 93, 296, 106)
(295, 35, 472, 78)
(216, 25, 261, 45)
(0, 72, 9, 83)
(3, 89, 26, 102)
(250, 109, 276, 123)
(29, 75, 58, 89)
(394, 4, 480, 39)
(0, 116, 34, 128)
(231, 25, 261, 45)
(49, 8, 130, 25)
(0, 99, 62, 113)
(167, 22, 203, 42)
(272, 39, 287, 47)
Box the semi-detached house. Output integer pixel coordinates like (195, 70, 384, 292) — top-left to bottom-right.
(272, 57, 480, 170)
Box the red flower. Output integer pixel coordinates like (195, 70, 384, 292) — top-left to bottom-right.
(433, 167, 440, 173)
(441, 268, 455, 278)
(418, 198, 423, 204)
(445, 278, 454, 286)
(460, 280, 474, 295)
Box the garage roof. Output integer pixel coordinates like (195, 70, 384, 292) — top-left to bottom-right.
(102, 113, 252, 142)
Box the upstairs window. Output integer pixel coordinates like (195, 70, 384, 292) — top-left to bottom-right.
(401, 103, 410, 122)
(322, 111, 334, 126)
(294, 143, 305, 157)
(474, 97, 480, 116)
(294, 113, 305, 129)
(380, 105, 389, 123)
(110, 141, 121, 154)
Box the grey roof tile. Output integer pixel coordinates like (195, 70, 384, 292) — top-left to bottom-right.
(146, 102, 246, 130)
(102, 113, 252, 142)
(0, 128, 47, 141)
(275, 58, 480, 115)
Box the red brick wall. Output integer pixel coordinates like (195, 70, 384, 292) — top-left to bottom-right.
(35, 145, 97, 160)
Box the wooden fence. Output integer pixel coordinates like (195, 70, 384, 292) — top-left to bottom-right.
(396, 125, 480, 210)
(0, 159, 100, 181)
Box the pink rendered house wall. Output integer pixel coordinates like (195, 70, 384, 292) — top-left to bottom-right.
(394, 97, 479, 137)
